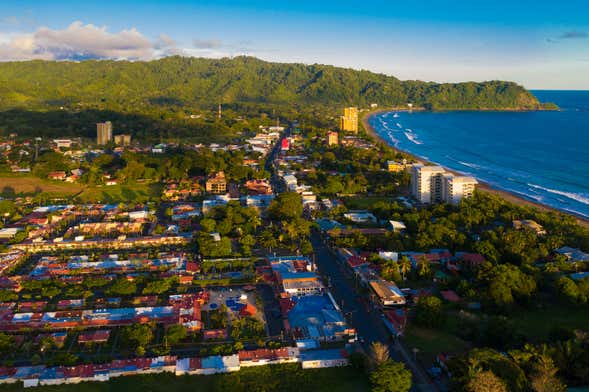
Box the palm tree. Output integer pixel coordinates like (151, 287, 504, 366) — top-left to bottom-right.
(399, 256, 411, 281)
(418, 256, 430, 278)
(368, 341, 390, 368)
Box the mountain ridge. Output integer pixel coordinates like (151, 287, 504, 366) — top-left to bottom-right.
(0, 56, 543, 112)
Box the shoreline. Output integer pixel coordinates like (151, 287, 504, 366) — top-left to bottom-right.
(361, 109, 589, 229)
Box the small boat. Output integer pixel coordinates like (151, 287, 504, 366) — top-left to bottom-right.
(393, 113, 400, 118)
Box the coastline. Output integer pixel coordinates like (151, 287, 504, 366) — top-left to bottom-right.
(361, 109, 589, 229)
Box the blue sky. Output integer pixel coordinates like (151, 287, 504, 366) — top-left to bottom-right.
(0, 0, 588, 89)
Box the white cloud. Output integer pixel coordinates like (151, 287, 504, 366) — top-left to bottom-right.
(0, 21, 158, 61)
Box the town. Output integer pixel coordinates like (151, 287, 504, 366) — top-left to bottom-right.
(0, 105, 586, 392)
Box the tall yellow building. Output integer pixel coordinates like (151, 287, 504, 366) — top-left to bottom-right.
(339, 107, 358, 133)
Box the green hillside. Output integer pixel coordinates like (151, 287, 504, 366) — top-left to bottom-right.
(0, 56, 548, 142)
(0, 56, 541, 111)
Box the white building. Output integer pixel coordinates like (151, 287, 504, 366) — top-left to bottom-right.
(442, 174, 478, 205)
(410, 164, 445, 204)
(411, 164, 477, 205)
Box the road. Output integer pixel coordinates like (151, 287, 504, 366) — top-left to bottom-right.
(310, 232, 438, 392)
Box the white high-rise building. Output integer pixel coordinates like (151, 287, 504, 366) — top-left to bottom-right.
(410, 164, 446, 204)
(442, 174, 478, 205)
(411, 164, 478, 205)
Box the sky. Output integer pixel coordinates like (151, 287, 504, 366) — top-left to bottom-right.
(0, 0, 588, 89)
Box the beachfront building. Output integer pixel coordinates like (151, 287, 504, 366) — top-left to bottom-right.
(339, 107, 358, 133)
(411, 164, 478, 205)
(411, 164, 446, 204)
(442, 174, 478, 205)
(96, 121, 113, 145)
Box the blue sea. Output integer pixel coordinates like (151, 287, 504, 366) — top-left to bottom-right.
(370, 90, 589, 218)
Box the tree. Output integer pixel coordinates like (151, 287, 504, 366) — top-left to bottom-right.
(267, 192, 303, 221)
(466, 370, 508, 392)
(122, 323, 153, 349)
(165, 324, 187, 346)
(414, 296, 445, 328)
(417, 256, 431, 278)
(368, 341, 390, 368)
(0, 333, 14, 354)
(399, 256, 411, 281)
(200, 218, 216, 233)
(370, 360, 412, 392)
(556, 277, 585, 304)
(529, 355, 566, 392)
(477, 263, 536, 309)
(143, 278, 173, 295)
(257, 229, 278, 252)
(106, 278, 137, 296)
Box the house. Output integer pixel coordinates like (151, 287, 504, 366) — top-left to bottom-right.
(78, 330, 110, 344)
(52, 139, 74, 149)
(343, 211, 377, 224)
(239, 303, 257, 317)
(513, 219, 546, 236)
(238, 348, 297, 367)
(382, 308, 407, 337)
(386, 160, 406, 172)
(48, 171, 67, 181)
(202, 329, 228, 340)
(205, 172, 227, 194)
(244, 180, 272, 195)
(0, 228, 22, 239)
(440, 290, 461, 303)
(280, 138, 290, 151)
(299, 349, 349, 369)
(179, 275, 193, 285)
(367, 278, 406, 307)
(555, 247, 589, 262)
(387, 220, 407, 233)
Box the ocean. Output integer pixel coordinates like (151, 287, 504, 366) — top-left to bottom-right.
(369, 90, 589, 219)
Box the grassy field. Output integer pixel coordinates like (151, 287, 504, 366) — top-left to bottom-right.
(0, 176, 162, 204)
(403, 325, 470, 357)
(75, 183, 163, 203)
(510, 302, 589, 342)
(0, 176, 82, 196)
(0, 364, 370, 392)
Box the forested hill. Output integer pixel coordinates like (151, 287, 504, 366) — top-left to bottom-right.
(0, 56, 542, 111)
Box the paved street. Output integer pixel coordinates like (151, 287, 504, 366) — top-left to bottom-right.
(310, 232, 438, 392)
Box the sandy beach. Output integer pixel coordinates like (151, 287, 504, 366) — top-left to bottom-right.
(361, 109, 589, 229)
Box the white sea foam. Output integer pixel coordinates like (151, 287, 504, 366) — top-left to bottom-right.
(404, 132, 422, 145)
(527, 183, 589, 206)
(457, 161, 481, 170)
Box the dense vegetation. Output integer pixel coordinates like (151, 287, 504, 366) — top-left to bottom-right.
(0, 56, 545, 141)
